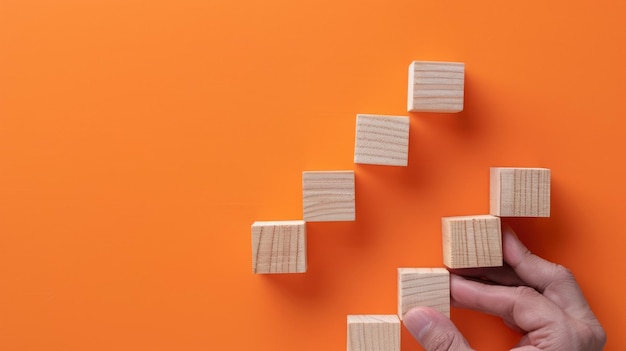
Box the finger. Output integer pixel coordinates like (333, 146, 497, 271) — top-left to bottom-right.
(449, 264, 525, 287)
(450, 274, 559, 332)
(510, 347, 540, 351)
(503, 225, 570, 292)
(502, 226, 592, 313)
(403, 307, 473, 351)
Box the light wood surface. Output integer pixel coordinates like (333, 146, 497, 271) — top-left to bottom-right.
(407, 61, 464, 113)
(303, 171, 356, 222)
(251, 220, 307, 274)
(490, 167, 551, 217)
(442, 215, 502, 268)
(354, 114, 410, 166)
(397, 268, 450, 319)
(346, 315, 400, 351)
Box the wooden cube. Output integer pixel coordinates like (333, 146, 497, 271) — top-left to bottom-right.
(442, 215, 502, 269)
(490, 167, 551, 217)
(251, 220, 307, 274)
(354, 114, 410, 166)
(397, 268, 449, 319)
(347, 315, 400, 351)
(408, 61, 464, 113)
(302, 171, 355, 222)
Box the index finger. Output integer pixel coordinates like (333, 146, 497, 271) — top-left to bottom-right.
(450, 274, 560, 332)
(502, 225, 595, 317)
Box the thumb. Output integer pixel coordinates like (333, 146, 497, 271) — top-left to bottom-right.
(403, 307, 473, 351)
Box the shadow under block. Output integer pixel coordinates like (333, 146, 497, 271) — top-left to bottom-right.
(490, 167, 551, 217)
(408, 61, 465, 113)
(354, 114, 410, 166)
(302, 171, 355, 222)
(442, 215, 503, 269)
(347, 315, 400, 351)
(397, 268, 450, 319)
(251, 220, 307, 274)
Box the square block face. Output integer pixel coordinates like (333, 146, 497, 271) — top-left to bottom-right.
(347, 315, 400, 351)
(251, 221, 307, 274)
(302, 171, 355, 222)
(354, 114, 410, 166)
(397, 268, 449, 320)
(490, 167, 551, 217)
(408, 61, 465, 113)
(442, 215, 503, 269)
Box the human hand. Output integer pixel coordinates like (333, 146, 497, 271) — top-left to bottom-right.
(403, 226, 606, 351)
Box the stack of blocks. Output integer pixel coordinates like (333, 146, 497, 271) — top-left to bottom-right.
(251, 171, 356, 274)
(250, 60, 552, 350)
(439, 167, 550, 270)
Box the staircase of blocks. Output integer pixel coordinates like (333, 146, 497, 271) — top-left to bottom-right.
(250, 61, 551, 351)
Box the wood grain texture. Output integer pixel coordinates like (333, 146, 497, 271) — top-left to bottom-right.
(490, 167, 551, 217)
(442, 215, 502, 269)
(397, 268, 449, 319)
(407, 61, 464, 113)
(347, 315, 400, 351)
(302, 171, 355, 222)
(354, 114, 409, 166)
(251, 220, 307, 274)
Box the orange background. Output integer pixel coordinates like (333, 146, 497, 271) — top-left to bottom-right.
(1, 1, 625, 350)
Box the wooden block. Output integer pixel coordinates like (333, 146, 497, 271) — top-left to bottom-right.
(407, 61, 465, 113)
(302, 171, 355, 222)
(397, 268, 449, 319)
(347, 315, 400, 351)
(490, 167, 551, 217)
(251, 220, 307, 274)
(442, 215, 503, 269)
(354, 114, 410, 166)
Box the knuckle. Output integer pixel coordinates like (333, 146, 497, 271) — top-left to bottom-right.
(513, 285, 540, 298)
(553, 264, 575, 280)
(549, 264, 580, 290)
(577, 321, 607, 350)
(593, 324, 607, 348)
(510, 286, 544, 322)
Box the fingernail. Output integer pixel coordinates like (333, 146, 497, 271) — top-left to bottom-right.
(404, 309, 433, 340)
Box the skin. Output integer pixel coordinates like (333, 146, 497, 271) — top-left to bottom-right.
(403, 226, 606, 351)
